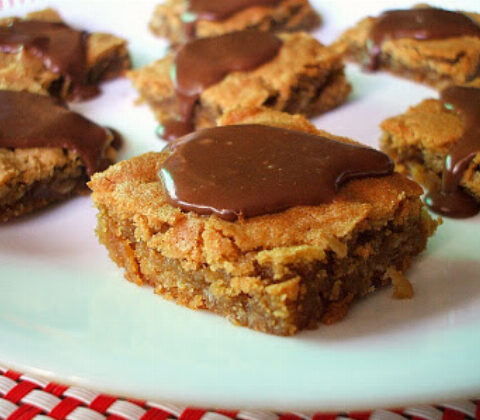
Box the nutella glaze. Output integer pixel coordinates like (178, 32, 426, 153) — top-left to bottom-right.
(425, 87, 480, 218)
(0, 90, 113, 175)
(159, 124, 394, 221)
(160, 30, 282, 140)
(0, 20, 96, 100)
(366, 8, 480, 70)
(182, 0, 283, 39)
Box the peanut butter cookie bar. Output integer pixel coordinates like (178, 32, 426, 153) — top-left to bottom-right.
(0, 91, 118, 222)
(0, 8, 130, 100)
(334, 6, 480, 89)
(89, 108, 437, 335)
(381, 86, 480, 218)
(128, 30, 351, 140)
(150, 0, 320, 45)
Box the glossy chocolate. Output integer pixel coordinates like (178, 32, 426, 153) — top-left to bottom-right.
(161, 30, 282, 140)
(0, 20, 96, 99)
(159, 124, 394, 221)
(425, 86, 480, 218)
(366, 8, 480, 70)
(0, 90, 112, 175)
(183, 0, 282, 39)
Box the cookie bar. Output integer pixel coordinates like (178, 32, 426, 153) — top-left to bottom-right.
(381, 87, 480, 218)
(89, 108, 437, 336)
(150, 0, 320, 45)
(334, 6, 480, 89)
(128, 31, 351, 138)
(0, 90, 117, 222)
(0, 8, 130, 100)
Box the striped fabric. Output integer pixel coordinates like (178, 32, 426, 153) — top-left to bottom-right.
(0, 366, 478, 420)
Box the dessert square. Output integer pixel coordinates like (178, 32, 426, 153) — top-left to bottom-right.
(380, 96, 480, 211)
(0, 91, 117, 222)
(0, 8, 131, 100)
(89, 108, 438, 336)
(334, 6, 480, 89)
(128, 32, 351, 135)
(150, 0, 320, 45)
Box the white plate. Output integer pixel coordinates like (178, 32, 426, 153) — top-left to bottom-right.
(0, 0, 479, 412)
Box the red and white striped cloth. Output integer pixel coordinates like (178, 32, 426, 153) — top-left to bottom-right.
(0, 366, 478, 420)
(0, 0, 478, 417)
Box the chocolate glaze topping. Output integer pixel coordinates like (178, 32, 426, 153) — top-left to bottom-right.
(0, 20, 96, 100)
(160, 124, 394, 221)
(366, 8, 480, 70)
(161, 30, 282, 140)
(425, 87, 480, 218)
(183, 0, 282, 39)
(0, 90, 112, 175)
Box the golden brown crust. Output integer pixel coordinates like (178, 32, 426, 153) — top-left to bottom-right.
(381, 98, 480, 200)
(128, 32, 351, 130)
(0, 144, 116, 222)
(333, 6, 480, 89)
(0, 148, 86, 222)
(91, 152, 421, 270)
(150, 0, 321, 45)
(0, 8, 131, 100)
(218, 106, 320, 133)
(89, 108, 438, 335)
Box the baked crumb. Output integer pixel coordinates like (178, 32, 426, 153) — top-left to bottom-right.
(386, 267, 414, 300)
